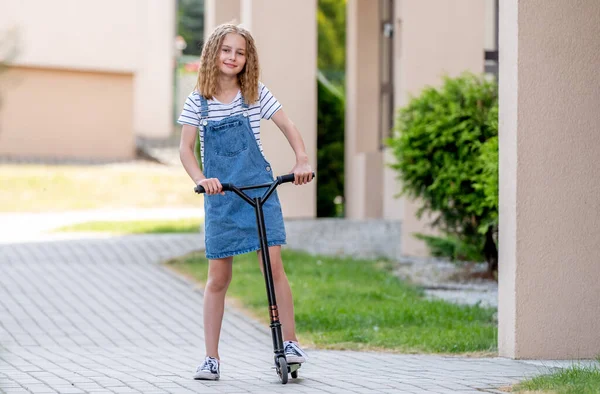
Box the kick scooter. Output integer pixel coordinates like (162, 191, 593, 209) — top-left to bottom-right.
(194, 172, 315, 384)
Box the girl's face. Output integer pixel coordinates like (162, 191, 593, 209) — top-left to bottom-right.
(217, 33, 247, 77)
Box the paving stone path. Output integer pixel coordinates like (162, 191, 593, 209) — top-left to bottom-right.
(0, 235, 561, 393)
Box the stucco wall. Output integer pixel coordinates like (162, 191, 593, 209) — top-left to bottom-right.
(0, 67, 134, 160)
(499, 0, 600, 359)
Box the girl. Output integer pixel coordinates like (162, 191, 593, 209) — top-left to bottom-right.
(178, 23, 313, 381)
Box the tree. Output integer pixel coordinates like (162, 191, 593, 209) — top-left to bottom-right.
(177, 0, 205, 56)
(316, 0, 346, 217)
(317, 0, 346, 87)
(317, 72, 345, 217)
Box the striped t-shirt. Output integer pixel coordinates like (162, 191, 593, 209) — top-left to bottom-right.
(177, 82, 282, 163)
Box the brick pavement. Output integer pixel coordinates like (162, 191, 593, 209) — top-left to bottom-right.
(0, 235, 560, 393)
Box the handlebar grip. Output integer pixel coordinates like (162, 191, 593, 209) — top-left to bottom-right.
(278, 174, 296, 184)
(277, 172, 316, 184)
(194, 183, 232, 194)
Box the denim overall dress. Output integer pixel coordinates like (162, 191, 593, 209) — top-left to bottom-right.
(199, 95, 287, 259)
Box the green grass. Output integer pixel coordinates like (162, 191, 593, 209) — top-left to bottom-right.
(166, 249, 497, 354)
(0, 164, 201, 212)
(513, 360, 600, 394)
(55, 218, 202, 234)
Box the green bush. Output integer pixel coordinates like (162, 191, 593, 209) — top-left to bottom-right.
(414, 233, 486, 263)
(317, 71, 345, 217)
(474, 106, 499, 225)
(387, 73, 498, 272)
(317, 0, 346, 73)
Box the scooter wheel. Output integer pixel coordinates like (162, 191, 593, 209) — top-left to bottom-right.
(291, 370, 298, 379)
(276, 356, 288, 384)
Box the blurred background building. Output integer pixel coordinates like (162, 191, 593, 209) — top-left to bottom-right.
(0, 0, 175, 161)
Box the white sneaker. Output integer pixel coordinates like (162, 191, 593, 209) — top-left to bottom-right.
(284, 341, 308, 364)
(193, 356, 220, 380)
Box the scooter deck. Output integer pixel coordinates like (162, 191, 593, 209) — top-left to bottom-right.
(274, 362, 301, 372)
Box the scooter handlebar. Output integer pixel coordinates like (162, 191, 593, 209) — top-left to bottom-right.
(277, 172, 316, 184)
(194, 172, 315, 194)
(194, 183, 232, 194)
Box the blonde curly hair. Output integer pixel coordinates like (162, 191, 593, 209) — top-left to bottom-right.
(195, 23, 260, 104)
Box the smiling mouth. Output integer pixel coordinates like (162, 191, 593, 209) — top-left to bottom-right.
(224, 63, 236, 68)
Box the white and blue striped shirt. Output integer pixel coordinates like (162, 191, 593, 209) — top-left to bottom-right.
(177, 82, 282, 163)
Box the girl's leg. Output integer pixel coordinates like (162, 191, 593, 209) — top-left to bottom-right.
(257, 246, 297, 342)
(203, 257, 233, 360)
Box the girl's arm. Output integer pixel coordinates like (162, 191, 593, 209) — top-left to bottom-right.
(179, 125, 223, 195)
(271, 109, 314, 185)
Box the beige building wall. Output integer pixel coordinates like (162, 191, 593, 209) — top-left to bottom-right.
(484, 0, 497, 51)
(242, 0, 317, 218)
(345, 0, 384, 220)
(0, 67, 134, 159)
(499, 0, 600, 359)
(134, 0, 176, 139)
(384, 0, 492, 223)
(205, 0, 241, 38)
(0, 0, 174, 159)
(382, 2, 406, 222)
(382, 149, 403, 221)
(393, 0, 485, 256)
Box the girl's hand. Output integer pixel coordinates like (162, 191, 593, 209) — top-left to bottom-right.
(198, 178, 225, 195)
(290, 161, 313, 185)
